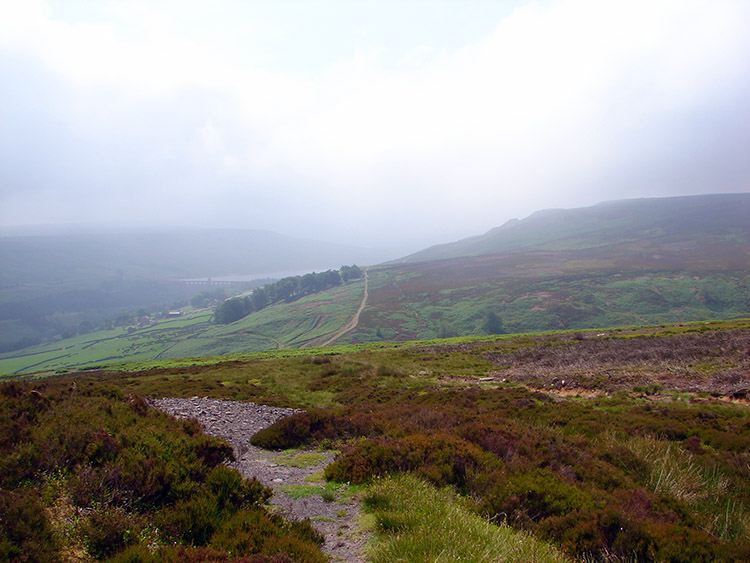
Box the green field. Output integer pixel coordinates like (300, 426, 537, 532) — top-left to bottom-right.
(0, 279, 365, 375)
(3, 194, 748, 375)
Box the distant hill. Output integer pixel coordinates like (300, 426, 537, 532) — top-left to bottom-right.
(396, 193, 750, 264)
(342, 194, 750, 343)
(0, 228, 387, 285)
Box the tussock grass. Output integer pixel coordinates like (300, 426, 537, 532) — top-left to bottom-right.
(615, 436, 728, 503)
(615, 435, 750, 541)
(363, 473, 572, 563)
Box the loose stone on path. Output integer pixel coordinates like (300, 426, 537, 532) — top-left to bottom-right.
(149, 397, 367, 563)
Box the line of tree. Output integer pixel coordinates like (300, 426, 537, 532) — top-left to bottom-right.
(213, 265, 364, 325)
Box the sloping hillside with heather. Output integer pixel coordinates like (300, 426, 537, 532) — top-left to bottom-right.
(338, 194, 750, 343)
(2, 320, 748, 562)
(396, 193, 750, 263)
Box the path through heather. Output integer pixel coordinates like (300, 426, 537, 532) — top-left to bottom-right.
(150, 397, 368, 563)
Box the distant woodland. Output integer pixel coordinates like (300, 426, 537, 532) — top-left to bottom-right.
(214, 266, 363, 324)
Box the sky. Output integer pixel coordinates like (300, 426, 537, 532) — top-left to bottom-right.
(1, 0, 749, 252)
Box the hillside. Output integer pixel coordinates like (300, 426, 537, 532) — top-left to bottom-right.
(338, 194, 750, 343)
(0, 227, 384, 355)
(3, 320, 749, 562)
(2, 194, 748, 373)
(0, 276, 367, 375)
(396, 193, 750, 263)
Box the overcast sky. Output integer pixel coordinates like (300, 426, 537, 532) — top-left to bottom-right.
(1, 0, 749, 251)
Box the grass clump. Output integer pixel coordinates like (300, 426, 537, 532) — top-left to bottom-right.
(363, 473, 571, 563)
(272, 451, 327, 468)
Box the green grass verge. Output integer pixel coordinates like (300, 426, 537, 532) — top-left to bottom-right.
(272, 451, 328, 468)
(363, 473, 572, 563)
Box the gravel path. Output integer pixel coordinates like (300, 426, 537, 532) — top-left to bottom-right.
(149, 397, 368, 563)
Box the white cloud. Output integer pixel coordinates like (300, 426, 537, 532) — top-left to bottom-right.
(1, 0, 749, 246)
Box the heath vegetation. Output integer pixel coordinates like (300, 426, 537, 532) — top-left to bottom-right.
(2, 319, 749, 562)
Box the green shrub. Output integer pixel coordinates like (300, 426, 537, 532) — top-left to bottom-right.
(109, 544, 297, 562)
(250, 411, 341, 450)
(209, 509, 274, 555)
(0, 383, 329, 562)
(157, 495, 221, 546)
(206, 465, 270, 509)
(325, 433, 488, 488)
(81, 507, 142, 559)
(210, 510, 326, 562)
(482, 468, 597, 526)
(650, 523, 718, 563)
(193, 437, 234, 467)
(0, 488, 59, 562)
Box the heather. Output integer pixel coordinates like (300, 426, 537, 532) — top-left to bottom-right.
(0, 381, 325, 563)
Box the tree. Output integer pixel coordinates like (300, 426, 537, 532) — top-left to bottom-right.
(250, 287, 268, 310)
(484, 311, 504, 335)
(321, 270, 342, 289)
(340, 265, 363, 283)
(214, 298, 248, 324)
(273, 277, 299, 302)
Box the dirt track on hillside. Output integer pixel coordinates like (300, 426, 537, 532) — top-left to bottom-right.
(318, 268, 369, 347)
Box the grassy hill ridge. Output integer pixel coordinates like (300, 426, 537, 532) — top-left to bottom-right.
(396, 193, 750, 263)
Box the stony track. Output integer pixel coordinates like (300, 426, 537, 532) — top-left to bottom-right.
(149, 397, 367, 563)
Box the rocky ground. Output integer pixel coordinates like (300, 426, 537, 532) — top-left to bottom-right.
(149, 397, 368, 563)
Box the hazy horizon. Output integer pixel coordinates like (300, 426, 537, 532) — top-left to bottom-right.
(2, 0, 749, 251)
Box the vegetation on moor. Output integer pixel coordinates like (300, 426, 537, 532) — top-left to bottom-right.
(1, 195, 748, 561)
(2, 194, 748, 374)
(2, 319, 748, 562)
(0, 381, 326, 563)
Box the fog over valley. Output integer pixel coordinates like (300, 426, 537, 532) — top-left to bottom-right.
(2, 0, 749, 250)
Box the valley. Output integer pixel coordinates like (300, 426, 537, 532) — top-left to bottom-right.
(2, 194, 748, 376)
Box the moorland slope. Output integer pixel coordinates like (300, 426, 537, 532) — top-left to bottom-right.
(3, 320, 748, 562)
(2, 194, 748, 374)
(396, 193, 750, 263)
(0, 227, 382, 355)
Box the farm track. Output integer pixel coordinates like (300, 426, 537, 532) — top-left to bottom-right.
(318, 268, 369, 347)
